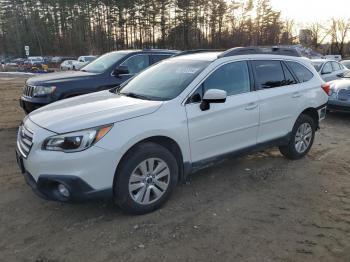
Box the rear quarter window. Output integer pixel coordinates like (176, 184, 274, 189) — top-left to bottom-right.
(286, 61, 314, 83)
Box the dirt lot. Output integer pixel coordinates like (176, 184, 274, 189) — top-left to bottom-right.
(0, 77, 349, 262)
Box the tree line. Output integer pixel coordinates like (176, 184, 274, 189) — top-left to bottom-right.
(0, 0, 349, 57)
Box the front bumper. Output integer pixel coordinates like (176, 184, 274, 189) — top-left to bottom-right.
(16, 118, 118, 202)
(17, 161, 112, 202)
(20, 95, 52, 113)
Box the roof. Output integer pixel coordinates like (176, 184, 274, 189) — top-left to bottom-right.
(170, 52, 222, 61)
(218, 46, 301, 58)
(110, 49, 178, 54)
(311, 59, 336, 63)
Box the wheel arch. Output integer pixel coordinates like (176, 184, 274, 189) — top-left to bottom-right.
(113, 136, 187, 188)
(300, 107, 319, 129)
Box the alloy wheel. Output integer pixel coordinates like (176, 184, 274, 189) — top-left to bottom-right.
(128, 158, 170, 205)
(294, 122, 313, 154)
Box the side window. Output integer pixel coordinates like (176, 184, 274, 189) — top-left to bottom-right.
(150, 54, 171, 64)
(331, 62, 341, 71)
(322, 62, 333, 73)
(121, 55, 150, 74)
(202, 61, 250, 96)
(286, 61, 314, 82)
(252, 60, 285, 89)
(281, 63, 297, 85)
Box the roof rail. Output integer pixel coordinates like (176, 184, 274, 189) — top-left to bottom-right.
(218, 46, 301, 58)
(173, 49, 224, 57)
(142, 48, 179, 53)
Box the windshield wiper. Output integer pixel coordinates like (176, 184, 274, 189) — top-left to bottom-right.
(120, 92, 152, 100)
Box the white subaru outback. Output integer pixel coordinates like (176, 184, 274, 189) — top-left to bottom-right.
(16, 47, 329, 214)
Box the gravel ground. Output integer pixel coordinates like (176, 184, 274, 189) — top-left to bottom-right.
(0, 77, 349, 262)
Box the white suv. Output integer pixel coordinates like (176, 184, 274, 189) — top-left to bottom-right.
(72, 56, 96, 70)
(16, 47, 329, 214)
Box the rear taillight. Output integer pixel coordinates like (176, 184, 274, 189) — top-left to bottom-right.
(322, 83, 331, 96)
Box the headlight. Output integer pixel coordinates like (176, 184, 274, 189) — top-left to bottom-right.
(42, 125, 113, 152)
(33, 86, 56, 97)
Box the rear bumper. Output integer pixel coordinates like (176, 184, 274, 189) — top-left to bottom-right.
(327, 100, 350, 112)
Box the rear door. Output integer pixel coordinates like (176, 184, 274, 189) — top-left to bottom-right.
(185, 60, 259, 163)
(252, 60, 301, 143)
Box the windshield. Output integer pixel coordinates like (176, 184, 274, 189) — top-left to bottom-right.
(342, 71, 350, 78)
(85, 56, 95, 62)
(119, 59, 210, 101)
(341, 61, 350, 69)
(312, 61, 323, 72)
(82, 52, 127, 73)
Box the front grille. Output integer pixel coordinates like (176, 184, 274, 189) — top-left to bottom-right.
(17, 125, 34, 158)
(23, 85, 35, 97)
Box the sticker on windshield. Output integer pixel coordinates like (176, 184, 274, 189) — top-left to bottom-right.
(176, 67, 201, 74)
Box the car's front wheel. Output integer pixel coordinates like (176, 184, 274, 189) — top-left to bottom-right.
(279, 114, 316, 160)
(114, 142, 178, 214)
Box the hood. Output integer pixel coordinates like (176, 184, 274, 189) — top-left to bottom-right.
(27, 71, 98, 85)
(29, 91, 163, 133)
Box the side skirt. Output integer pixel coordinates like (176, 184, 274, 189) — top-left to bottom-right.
(183, 133, 291, 179)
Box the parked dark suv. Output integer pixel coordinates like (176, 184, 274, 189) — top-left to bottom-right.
(20, 49, 178, 113)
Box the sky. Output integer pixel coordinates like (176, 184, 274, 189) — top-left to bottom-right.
(270, 0, 350, 24)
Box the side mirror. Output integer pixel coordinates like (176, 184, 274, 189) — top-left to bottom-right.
(113, 65, 129, 77)
(200, 89, 227, 111)
(336, 73, 344, 78)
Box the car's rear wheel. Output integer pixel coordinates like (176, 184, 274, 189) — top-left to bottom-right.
(114, 142, 178, 214)
(279, 114, 316, 160)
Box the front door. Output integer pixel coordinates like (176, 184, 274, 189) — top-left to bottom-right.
(185, 61, 259, 163)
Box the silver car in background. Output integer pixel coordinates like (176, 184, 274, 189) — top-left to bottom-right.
(312, 59, 348, 82)
(341, 60, 350, 69)
(328, 71, 350, 113)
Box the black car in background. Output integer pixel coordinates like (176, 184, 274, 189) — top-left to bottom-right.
(20, 49, 178, 113)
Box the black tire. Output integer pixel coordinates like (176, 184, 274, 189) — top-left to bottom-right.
(279, 114, 316, 160)
(114, 142, 178, 215)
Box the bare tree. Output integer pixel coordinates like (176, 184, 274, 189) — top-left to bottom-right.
(307, 22, 329, 50)
(1, 0, 350, 57)
(280, 19, 296, 45)
(329, 18, 350, 56)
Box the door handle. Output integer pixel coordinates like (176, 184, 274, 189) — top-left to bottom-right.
(292, 92, 302, 98)
(245, 103, 258, 110)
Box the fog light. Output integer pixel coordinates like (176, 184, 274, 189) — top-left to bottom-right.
(58, 184, 70, 198)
